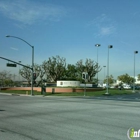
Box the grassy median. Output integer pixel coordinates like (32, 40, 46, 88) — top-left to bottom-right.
(0, 89, 134, 96)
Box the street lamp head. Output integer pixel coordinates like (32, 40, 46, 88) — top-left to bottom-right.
(6, 35, 10, 37)
(103, 66, 106, 67)
(134, 51, 138, 54)
(108, 45, 113, 48)
(95, 44, 101, 47)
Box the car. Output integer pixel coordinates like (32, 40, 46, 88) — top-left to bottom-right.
(110, 86, 115, 89)
(131, 86, 140, 90)
(123, 85, 131, 89)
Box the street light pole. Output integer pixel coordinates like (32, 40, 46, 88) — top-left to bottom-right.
(19, 61, 21, 84)
(133, 51, 138, 93)
(103, 65, 106, 82)
(95, 44, 101, 86)
(105, 45, 113, 95)
(6, 35, 34, 96)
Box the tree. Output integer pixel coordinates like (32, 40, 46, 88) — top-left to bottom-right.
(19, 64, 43, 86)
(117, 73, 135, 85)
(137, 74, 140, 81)
(19, 65, 32, 85)
(75, 59, 101, 83)
(104, 75, 115, 85)
(63, 64, 78, 80)
(0, 70, 13, 87)
(4, 79, 14, 86)
(35, 64, 46, 86)
(42, 55, 66, 82)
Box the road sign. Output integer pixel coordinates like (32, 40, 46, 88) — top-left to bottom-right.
(7, 63, 17, 67)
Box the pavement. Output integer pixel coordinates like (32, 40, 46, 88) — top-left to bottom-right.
(0, 93, 140, 140)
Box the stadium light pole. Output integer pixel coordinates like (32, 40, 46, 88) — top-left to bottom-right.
(133, 51, 138, 93)
(95, 44, 101, 86)
(6, 35, 34, 96)
(105, 45, 113, 95)
(103, 65, 106, 82)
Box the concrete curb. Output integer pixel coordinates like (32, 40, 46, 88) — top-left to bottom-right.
(0, 92, 90, 98)
(0, 92, 47, 97)
(0, 93, 12, 96)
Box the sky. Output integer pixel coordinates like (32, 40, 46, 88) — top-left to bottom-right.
(0, 0, 140, 81)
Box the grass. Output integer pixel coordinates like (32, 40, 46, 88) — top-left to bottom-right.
(0, 89, 135, 96)
(47, 89, 133, 96)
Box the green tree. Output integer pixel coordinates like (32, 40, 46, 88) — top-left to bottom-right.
(4, 79, 14, 86)
(63, 64, 78, 80)
(117, 73, 135, 85)
(137, 74, 140, 81)
(76, 59, 101, 83)
(0, 70, 13, 87)
(42, 55, 66, 82)
(104, 75, 115, 85)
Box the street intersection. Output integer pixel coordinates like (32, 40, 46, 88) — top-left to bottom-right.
(0, 93, 140, 140)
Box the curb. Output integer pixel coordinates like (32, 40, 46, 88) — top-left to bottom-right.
(0, 93, 12, 96)
(0, 92, 46, 97)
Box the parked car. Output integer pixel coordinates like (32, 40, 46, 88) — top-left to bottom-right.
(131, 86, 140, 90)
(123, 85, 131, 89)
(135, 86, 140, 90)
(110, 86, 115, 89)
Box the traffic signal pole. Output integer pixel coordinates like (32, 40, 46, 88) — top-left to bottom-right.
(0, 57, 32, 70)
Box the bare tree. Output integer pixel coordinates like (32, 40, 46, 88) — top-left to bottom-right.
(19, 65, 32, 85)
(19, 64, 44, 86)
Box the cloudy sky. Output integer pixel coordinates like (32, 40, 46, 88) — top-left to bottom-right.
(0, 0, 140, 80)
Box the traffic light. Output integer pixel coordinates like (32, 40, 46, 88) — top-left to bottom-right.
(82, 73, 85, 79)
(82, 72, 88, 80)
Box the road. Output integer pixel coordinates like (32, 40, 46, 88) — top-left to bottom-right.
(0, 93, 140, 140)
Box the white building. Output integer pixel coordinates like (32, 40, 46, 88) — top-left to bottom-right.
(135, 77, 140, 84)
(116, 76, 140, 85)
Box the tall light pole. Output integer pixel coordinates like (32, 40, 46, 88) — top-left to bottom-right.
(95, 44, 101, 86)
(6, 35, 34, 96)
(105, 45, 113, 95)
(103, 65, 106, 82)
(133, 51, 138, 93)
(19, 61, 21, 85)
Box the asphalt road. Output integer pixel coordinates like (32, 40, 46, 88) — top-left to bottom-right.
(0, 93, 140, 140)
